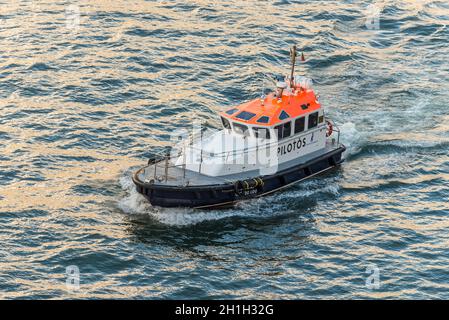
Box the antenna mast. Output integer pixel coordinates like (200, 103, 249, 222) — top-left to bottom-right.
(289, 45, 297, 88)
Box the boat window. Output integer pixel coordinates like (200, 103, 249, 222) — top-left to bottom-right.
(283, 121, 291, 138)
(233, 123, 250, 137)
(236, 111, 256, 121)
(279, 110, 290, 120)
(308, 112, 319, 129)
(225, 108, 238, 115)
(318, 115, 324, 123)
(274, 122, 291, 140)
(253, 127, 271, 140)
(257, 116, 270, 124)
(294, 117, 305, 134)
(221, 117, 231, 129)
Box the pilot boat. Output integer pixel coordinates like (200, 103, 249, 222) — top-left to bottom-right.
(132, 46, 346, 208)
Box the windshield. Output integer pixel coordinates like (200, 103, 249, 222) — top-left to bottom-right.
(233, 123, 250, 137)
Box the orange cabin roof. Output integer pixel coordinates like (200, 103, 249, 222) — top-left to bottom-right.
(219, 89, 321, 127)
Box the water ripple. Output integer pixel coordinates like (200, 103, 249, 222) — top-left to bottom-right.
(0, 0, 448, 299)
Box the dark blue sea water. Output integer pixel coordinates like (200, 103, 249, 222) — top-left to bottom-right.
(0, 1, 448, 299)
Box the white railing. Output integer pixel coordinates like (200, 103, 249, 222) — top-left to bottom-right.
(184, 124, 330, 159)
(146, 119, 342, 183)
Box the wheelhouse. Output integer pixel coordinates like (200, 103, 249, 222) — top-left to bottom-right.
(219, 89, 325, 141)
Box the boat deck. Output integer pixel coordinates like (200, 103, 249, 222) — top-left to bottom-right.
(136, 142, 343, 187)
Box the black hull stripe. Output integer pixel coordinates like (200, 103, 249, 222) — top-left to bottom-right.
(133, 145, 346, 209)
(193, 162, 342, 209)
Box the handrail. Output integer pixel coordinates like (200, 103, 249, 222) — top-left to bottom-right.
(150, 122, 338, 165)
(184, 124, 328, 158)
(146, 119, 342, 182)
(329, 120, 341, 145)
(149, 152, 186, 183)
